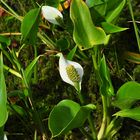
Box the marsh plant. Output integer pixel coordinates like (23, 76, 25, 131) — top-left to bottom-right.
(0, 0, 140, 140)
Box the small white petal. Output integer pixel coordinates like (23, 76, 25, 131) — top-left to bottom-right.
(42, 6, 63, 25)
(4, 134, 8, 140)
(59, 53, 83, 89)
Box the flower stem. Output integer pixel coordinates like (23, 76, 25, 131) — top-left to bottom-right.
(91, 48, 109, 140)
(77, 87, 97, 140)
(87, 115, 97, 140)
(97, 95, 107, 140)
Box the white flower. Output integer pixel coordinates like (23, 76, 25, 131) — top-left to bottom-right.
(4, 134, 8, 140)
(41, 6, 63, 25)
(59, 53, 83, 91)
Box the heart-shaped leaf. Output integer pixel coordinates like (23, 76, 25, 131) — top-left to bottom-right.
(113, 81, 140, 109)
(114, 107, 140, 122)
(21, 8, 40, 45)
(70, 0, 106, 50)
(0, 53, 8, 127)
(99, 55, 114, 96)
(48, 99, 96, 138)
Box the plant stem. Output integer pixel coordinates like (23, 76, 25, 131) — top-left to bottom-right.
(91, 48, 109, 140)
(33, 45, 38, 84)
(97, 95, 107, 140)
(37, 32, 56, 49)
(77, 88, 97, 140)
(26, 90, 48, 139)
(21, 69, 48, 139)
(128, 0, 140, 51)
(87, 115, 97, 140)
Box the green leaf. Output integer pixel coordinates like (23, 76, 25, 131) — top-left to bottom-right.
(3, 65, 22, 78)
(91, 1, 107, 17)
(0, 53, 8, 127)
(66, 46, 77, 60)
(7, 90, 24, 100)
(70, 0, 106, 50)
(48, 99, 96, 138)
(0, 44, 15, 67)
(105, 0, 126, 22)
(101, 22, 128, 34)
(99, 55, 114, 96)
(105, 117, 122, 139)
(25, 55, 41, 83)
(114, 107, 140, 122)
(113, 81, 140, 109)
(21, 8, 41, 45)
(56, 38, 70, 51)
(45, 0, 60, 7)
(86, 0, 105, 7)
(10, 104, 27, 117)
(85, 0, 94, 8)
(0, 36, 11, 46)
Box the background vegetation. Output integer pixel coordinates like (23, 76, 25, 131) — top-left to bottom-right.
(0, 0, 140, 139)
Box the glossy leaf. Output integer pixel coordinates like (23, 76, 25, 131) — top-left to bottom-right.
(113, 81, 140, 109)
(0, 53, 8, 127)
(48, 99, 96, 138)
(114, 107, 140, 122)
(25, 55, 41, 83)
(101, 22, 128, 34)
(91, 1, 107, 17)
(105, 0, 126, 22)
(85, 0, 94, 8)
(70, 0, 106, 50)
(99, 55, 114, 96)
(89, 0, 126, 24)
(21, 8, 40, 45)
(66, 46, 77, 60)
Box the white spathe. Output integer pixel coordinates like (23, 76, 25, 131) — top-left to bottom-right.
(42, 6, 63, 25)
(59, 53, 83, 90)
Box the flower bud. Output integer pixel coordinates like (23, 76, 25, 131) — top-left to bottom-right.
(42, 6, 63, 25)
